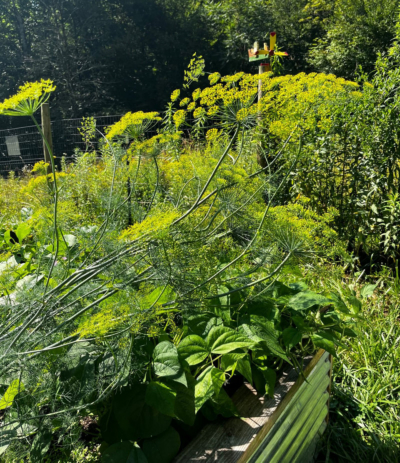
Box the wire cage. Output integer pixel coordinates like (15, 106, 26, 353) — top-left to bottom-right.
(0, 115, 123, 176)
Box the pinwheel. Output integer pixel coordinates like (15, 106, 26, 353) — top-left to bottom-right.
(248, 32, 288, 63)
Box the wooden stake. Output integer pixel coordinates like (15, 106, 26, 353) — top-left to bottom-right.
(257, 63, 270, 168)
(41, 103, 54, 175)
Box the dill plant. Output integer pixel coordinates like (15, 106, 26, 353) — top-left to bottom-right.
(0, 73, 357, 462)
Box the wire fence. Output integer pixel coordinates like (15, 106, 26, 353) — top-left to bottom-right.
(0, 115, 123, 175)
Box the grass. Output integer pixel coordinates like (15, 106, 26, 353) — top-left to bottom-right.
(315, 273, 400, 462)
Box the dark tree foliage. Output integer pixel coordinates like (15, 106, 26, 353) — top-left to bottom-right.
(0, 0, 398, 127)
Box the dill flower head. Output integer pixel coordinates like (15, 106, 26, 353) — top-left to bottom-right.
(0, 79, 56, 116)
(106, 111, 161, 140)
(173, 109, 186, 128)
(179, 97, 190, 107)
(170, 89, 181, 102)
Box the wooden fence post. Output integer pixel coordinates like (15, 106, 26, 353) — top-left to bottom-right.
(41, 103, 54, 174)
(257, 63, 270, 169)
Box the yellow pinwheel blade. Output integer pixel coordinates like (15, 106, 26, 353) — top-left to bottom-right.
(270, 32, 276, 51)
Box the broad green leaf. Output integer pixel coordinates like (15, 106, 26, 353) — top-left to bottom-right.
(202, 316, 223, 337)
(236, 356, 253, 383)
(328, 292, 350, 314)
(30, 432, 52, 463)
(348, 296, 362, 315)
(242, 321, 289, 362)
(0, 379, 24, 410)
(207, 285, 231, 323)
(282, 327, 302, 349)
(165, 372, 196, 426)
(206, 326, 253, 354)
(311, 332, 337, 357)
(102, 442, 148, 463)
(360, 284, 376, 298)
(178, 335, 209, 366)
(260, 366, 276, 397)
(16, 223, 31, 243)
(207, 388, 238, 418)
(101, 383, 171, 443)
(288, 291, 333, 311)
(63, 234, 77, 247)
(185, 313, 215, 336)
(221, 352, 246, 372)
(211, 368, 225, 396)
(145, 382, 176, 417)
(194, 366, 215, 412)
(153, 341, 187, 387)
(142, 427, 180, 463)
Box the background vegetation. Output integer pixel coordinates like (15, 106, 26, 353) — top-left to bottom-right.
(1, 0, 399, 126)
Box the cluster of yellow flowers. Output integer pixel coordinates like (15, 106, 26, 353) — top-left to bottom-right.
(120, 209, 180, 241)
(128, 132, 182, 156)
(0, 79, 56, 116)
(173, 109, 186, 128)
(106, 111, 161, 140)
(170, 89, 180, 102)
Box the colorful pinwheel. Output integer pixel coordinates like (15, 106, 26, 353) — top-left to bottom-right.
(248, 32, 288, 63)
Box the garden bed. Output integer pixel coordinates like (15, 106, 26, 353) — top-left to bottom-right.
(174, 349, 332, 463)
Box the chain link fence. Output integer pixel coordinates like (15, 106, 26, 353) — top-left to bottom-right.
(0, 115, 123, 176)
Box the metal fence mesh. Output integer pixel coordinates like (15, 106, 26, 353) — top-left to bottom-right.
(0, 115, 123, 175)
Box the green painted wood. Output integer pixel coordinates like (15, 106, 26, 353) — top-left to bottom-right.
(248, 351, 331, 463)
(292, 404, 329, 463)
(296, 420, 327, 463)
(272, 396, 328, 463)
(249, 55, 269, 62)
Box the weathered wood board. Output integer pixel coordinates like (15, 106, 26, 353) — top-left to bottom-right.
(174, 350, 331, 463)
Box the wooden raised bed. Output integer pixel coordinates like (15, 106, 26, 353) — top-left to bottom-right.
(174, 349, 332, 463)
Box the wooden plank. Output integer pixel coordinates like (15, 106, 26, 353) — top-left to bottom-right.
(173, 351, 326, 463)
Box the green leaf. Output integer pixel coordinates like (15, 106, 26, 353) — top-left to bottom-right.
(311, 332, 337, 357)
(178, 335, 209, 366)
(142, 427, 181, 463)
(30, 432, 52, 463)
(241, 321, 289, 362)
(211, 368, 225, 396)
(145, 382, 176, 417)
(282, 327, 303, 349)
(194, 366, 216, 413)
(208, 388, 238, 418)
(207, 285, 231, 323)
(328, 292, 350, 314)
(0, 379, 24, 410)
(63, 234, 77, 247)
(100, 383, 171, 443)
(260, 366, 276, 397)
(288, 291, 333, 311)
(165, 372, 196, 426)
(360, 284, 376, 298)
(221, 352, 246, 372)
(348, 296, 362, 315)
(206, 326, 253, 355)
(153, 342, 187, 387)
(15, 223, 31, 243)
(102, 442, 148, 463)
